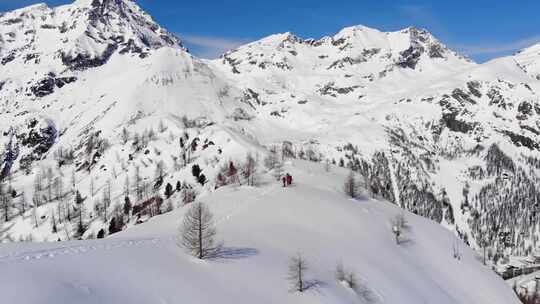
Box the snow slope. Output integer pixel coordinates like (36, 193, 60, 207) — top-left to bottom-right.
(0, 160, 519, 304)
(515, 43, 540, 80)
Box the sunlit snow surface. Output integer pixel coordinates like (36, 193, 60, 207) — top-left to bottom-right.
(0, 161, 519, 304)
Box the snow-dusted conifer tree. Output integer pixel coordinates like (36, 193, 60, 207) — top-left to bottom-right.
(344, 171, 359, 198)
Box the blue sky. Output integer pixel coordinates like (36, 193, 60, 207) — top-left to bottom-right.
(2, 0, 540, 62)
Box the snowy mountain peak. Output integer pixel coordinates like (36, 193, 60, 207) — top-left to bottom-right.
(73, 0, 128, 6)
(0, 0, 182, 72)
(216, 23, 471, 79)
(265, 31, 293, 42)
(82, 0, 183, 48)
(334, 24, 382, 37)
(213, 23, 474, 109)
(72, 0, 140, 12)
(514, 42, 540, 80)
(0, 2, 49, 15)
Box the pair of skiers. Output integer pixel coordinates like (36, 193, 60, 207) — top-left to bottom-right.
(282, 173, 293, 187)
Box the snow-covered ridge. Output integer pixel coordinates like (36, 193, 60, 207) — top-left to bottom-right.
(0, 160, 521, 304)
(216, 24, 472, 77)
(514, 43, 540, 80)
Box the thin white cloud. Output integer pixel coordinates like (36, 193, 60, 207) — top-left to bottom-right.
(397, 4, 441, 29)
(398, 4, 431, 20)
(396, 4, 451, 41)
(454, 35, 540, 55)
(181, 34, 250, 59)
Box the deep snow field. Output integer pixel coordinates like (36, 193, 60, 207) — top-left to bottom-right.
(0, 160, 518, 304)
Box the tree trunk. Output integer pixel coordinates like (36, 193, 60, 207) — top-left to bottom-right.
(298, 263, 303, 292)
(198, 206, 203, 259)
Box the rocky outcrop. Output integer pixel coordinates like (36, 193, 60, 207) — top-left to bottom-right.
(17, 118, 57, 172)
(30, 75, 77, 97)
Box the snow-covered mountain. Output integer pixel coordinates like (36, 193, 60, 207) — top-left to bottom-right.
(0, 0, 182, 69)
(0, 0, 257, 242)
(211, 26, 540, 267)
(210, 25, 474, 118)
(214, 24, 472, 83)
(0, 0, 538, 296)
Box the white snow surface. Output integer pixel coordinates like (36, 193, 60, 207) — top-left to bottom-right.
(515, 43, 540, 80)
(0, 160, 519, 304)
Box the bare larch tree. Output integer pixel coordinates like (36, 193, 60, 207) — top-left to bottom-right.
(288, 253, 308, 293)
(243, 153, 258, 186)
(179, 202, 220, 259)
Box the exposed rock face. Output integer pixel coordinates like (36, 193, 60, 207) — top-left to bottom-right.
(0, 129, 19, 179)
(30, 75, 77, 97)
(517, 101, 533, 120)
(502, 130, 539, 150)
(19, 118, 57, 156)
(16, 118, 57, 175)
(318, 82, 360, 97)
(397, 45, 423, 69)
(61, 44, 118, 71)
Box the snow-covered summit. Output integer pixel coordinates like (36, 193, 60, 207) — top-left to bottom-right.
(210, 24, 475, 117)
(514, 42, 540, 80)
(0, 0, 182, 72)
(0, 2, 50, 14)
(216, 24, 472, 78)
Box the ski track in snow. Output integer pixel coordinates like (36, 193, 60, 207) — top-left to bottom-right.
(0, 184, 279, 265)
(0, 238, 167, 264)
